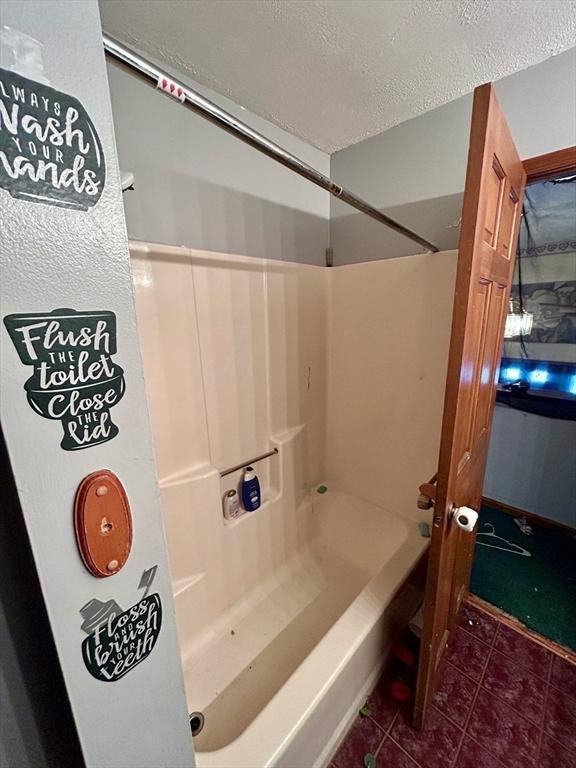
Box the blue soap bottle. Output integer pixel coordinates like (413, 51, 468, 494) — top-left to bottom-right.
(241, 466, 261, 511)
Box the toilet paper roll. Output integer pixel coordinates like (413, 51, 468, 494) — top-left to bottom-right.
(453, 506, 479, 532)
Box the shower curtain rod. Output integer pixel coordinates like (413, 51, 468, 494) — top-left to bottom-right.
(103, 35, 439, 254)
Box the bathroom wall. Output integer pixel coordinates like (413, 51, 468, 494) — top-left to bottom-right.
(330, 47, 576, 265)
(325, 250, 458, 522)
(131, 242, 327, 484)
(133, 242, 456, 531)
(0, 1, 194, 767)
(484, 405, 576, 528)
(321, 247, 575, 529)
(106, 57, 330, 265)
(131, 242, 328, 668)
(0, 430, 83, 768)
(328, 48, 576, 530)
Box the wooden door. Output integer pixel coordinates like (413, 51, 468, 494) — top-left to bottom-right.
(413, 83, 526, 727)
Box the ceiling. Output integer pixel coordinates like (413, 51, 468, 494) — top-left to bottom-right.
(99, 0, 576, 153)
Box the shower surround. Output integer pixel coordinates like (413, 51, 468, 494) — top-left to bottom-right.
(131, 242, 457, 767)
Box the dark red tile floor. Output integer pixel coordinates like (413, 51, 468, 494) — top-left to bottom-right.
(330, 601, 576, 768)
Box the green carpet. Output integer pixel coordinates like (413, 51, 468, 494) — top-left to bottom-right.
(471, 505, 576, 651)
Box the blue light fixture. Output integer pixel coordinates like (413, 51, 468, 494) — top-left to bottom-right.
(529, 369, 549, 386)
(502, 366, 522, 381)
(569, 375, 576, 396)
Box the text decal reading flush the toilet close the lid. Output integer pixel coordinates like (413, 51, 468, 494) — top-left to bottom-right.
(3, 308, 125, 450)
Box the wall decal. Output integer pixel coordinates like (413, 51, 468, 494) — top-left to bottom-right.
(138, 565, 158, 598)
(3, 308, 125, 450)
(0, 68, 105, 209)
(80, 570, 162, 682)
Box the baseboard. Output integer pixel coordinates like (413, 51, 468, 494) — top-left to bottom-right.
(482, 496, 575, 536)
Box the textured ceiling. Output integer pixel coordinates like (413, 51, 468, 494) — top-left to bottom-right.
(99, 0, 576, 153)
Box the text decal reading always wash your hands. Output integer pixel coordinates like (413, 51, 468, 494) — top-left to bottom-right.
(3, 309, 125, 450)
(0, 68, 105, 209)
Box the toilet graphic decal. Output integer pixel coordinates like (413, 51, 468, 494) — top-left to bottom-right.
(3, 308, 125, 450)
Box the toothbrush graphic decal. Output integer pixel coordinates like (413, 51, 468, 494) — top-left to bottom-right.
(80, 567, 162, 682)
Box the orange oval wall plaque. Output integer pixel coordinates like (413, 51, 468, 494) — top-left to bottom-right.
(74, 470, 132, 577)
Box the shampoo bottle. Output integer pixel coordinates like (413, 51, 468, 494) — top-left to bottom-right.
(241, 466, 261, 511)
(223, 489, 240, 520)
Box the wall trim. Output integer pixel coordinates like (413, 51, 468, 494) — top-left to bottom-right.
(482, 496, 575, 535)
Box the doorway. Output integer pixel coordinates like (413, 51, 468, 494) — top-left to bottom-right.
(471, 148, 576, 653)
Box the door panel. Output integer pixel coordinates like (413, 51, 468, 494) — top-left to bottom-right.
(413, 83, 526, 727)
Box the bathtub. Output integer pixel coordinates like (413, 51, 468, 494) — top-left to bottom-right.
(168, 485, 428, 768)
(131, 242, 439, 766)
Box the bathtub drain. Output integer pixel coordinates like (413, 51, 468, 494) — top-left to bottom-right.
(189, 712, 205, 737)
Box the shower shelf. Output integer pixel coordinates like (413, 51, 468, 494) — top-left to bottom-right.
(222, 491, 282, 529)
(219, 448, 279, 477)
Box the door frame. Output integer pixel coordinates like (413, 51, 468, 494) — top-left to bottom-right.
(522, 145, 576, 182)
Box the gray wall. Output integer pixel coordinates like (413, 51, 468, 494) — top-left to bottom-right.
(330, 47, 576, 530)
(0, 429, 84, 768)
(106, 57, 330, 265)
(330, 47, 576, 265)
(485, 405, 576, 528)
(0, 2, 194, 766)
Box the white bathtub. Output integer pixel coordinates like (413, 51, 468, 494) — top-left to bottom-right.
(131, 242, 439, 768)
(173, 488, 427, 768)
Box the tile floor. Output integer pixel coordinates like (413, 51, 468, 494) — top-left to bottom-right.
(330, 601, 576, 768)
